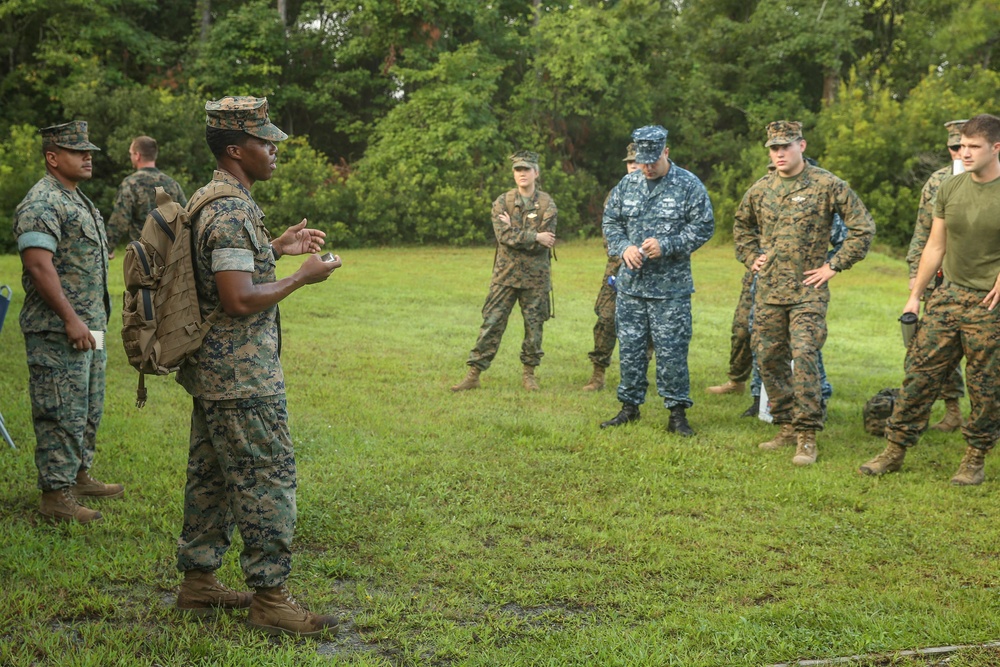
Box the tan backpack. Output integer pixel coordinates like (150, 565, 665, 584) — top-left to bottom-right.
(121, 184, 246, 407)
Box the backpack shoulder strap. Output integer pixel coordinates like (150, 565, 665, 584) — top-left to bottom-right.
(186, 181, 249, 217)
(504, 190, 517, 219)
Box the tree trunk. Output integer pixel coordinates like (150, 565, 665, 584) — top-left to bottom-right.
(822, 67, 839, 105)
(278, 0, 287, 25)
(199, 0, 211, 43)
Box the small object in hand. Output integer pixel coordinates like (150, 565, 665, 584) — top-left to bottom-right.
(321, 252, 335, 262)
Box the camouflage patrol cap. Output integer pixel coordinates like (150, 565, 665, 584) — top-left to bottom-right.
(945, 119, 968, 146)
(509, 150, 539, 169)
(631, 125, 668, 164)
(40, 121, 101, 152)
(764, 120, 804, 147)
(623, 142, 638, 162)
(205, 96, 288, 141)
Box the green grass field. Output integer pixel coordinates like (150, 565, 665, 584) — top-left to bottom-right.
(1, 239, 998, 666)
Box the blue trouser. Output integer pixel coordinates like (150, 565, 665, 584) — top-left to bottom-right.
(615, 292, 693, 409)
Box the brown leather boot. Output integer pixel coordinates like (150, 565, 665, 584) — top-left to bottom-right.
(582, 365, 606, 391)
(792, 431, 818, 466)
(859, 442, 907, 476)
(39, 488, 102, 524)
(247, 585, 339, 638)
(951, 446, 988, 486)
(74, 469, 124, 499)
(522, 365, 540, 391)
(706, 380, 746, 395)
(176, 570, 253, 617)
(759, 423, 796, 450)
(930, 399, 964, 432)
(450, 367, 481, 392)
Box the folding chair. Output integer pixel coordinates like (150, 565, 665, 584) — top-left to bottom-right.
(0, 285, 16, 449)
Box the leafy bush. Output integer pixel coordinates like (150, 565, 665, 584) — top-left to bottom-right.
(0, 125, 45, 253)
(253, 136, 357, 247)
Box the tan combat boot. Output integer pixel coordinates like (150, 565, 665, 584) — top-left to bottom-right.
(950, 446, 988, 486)
(248, 585, 339, 638)
(930, 399, 964, 432)
(759, 423, 796, 450)
(39, 488, 102, 524)
(706, 380, 746, 395)
(859, 442, 907, 476)
(582, 365, 606, 391)
(450, 367, 481, 392)
(522, 365, 540, 391)
(176, 570, 253, 617)
(792, 431, 818, 466)
(74, 469, 124, 499)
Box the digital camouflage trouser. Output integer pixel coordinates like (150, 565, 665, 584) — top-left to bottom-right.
(616, 292, 693, 409)
(746, 275, 832, 401)
(588, 275, 618, 369)
(467, 283, 550, 370)
(176, 395, 296, 589)
(753, 300, 828, 431)
(25, 331, 106, 491)
(923, 286, 965, 401)
(725, 270, 755, 383)
(886, 282, 1000, 451)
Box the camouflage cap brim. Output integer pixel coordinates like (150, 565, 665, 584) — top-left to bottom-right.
(245, 123, 289, 142)
(40, 120, 102, 152)
(53, 139, 102, 151)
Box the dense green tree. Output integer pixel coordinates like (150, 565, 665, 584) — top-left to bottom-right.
(0, 0, 997, 249)
(349, 43, 509, 245)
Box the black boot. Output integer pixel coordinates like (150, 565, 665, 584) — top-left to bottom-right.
(600, 403, 640, 429)
(667, 406, 695, 437)
(740, 396, 761, 418)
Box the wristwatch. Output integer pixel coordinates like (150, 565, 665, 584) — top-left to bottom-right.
(828, 260, 842, 272)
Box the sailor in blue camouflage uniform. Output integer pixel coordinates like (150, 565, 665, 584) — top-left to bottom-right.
(600, 125, 715, 436)
(173, 96, 340, 637)
(14, 120, 123, 525)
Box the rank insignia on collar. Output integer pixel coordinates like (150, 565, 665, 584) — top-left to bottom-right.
(792, 196, 806, 203)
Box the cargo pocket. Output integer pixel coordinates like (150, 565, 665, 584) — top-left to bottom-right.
(26, 349, 64, 422)
(222, 399, 293, 470)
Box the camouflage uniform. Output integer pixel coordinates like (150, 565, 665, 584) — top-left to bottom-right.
(175, 97, 296, 589)
(603, 127, 715, 410)
(905, 151, 965, 403)
(588, 225, 623, 369)
(885, 171, 1000, 453)
(724, 269, 755, 384)
(465, 186, 557, 370)
(14, 122, 110, 493)
(734, 123, 874, 432)
(107, 167, 188, 247)
(748, 212, 846, 401)
(587, 146, 635, 370)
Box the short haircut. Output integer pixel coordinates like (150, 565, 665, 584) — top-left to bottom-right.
(41, 140, 59, 157)
(131, 135, 158, 161)
(205, 126, 251, 159)
(961, 114, 1000, 146)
